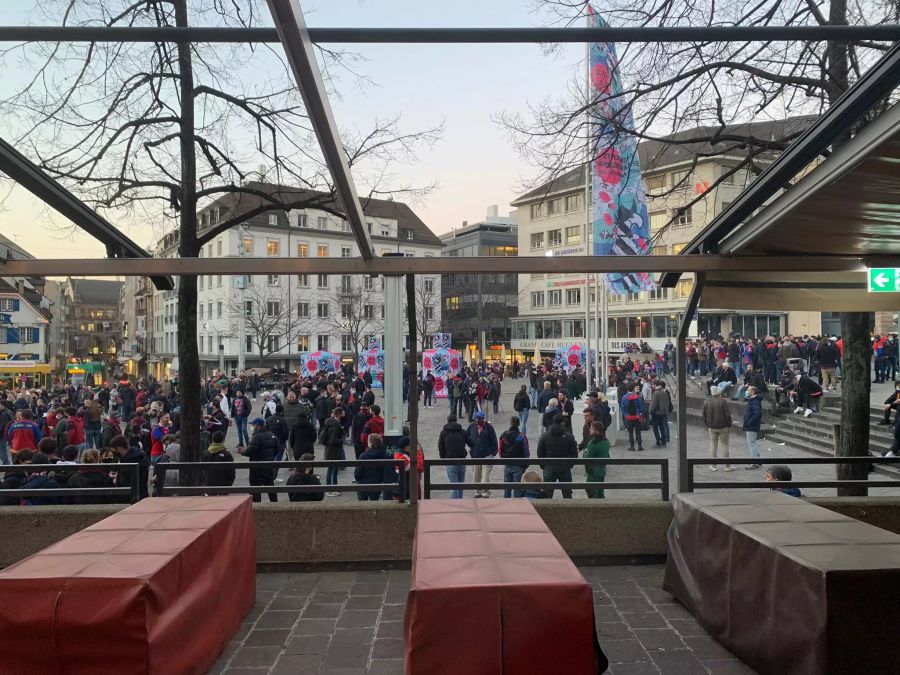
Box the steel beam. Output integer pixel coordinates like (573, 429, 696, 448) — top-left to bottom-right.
(0, 136, 174, 291)
(266, 0, 373, 259)
(0, 254, 889, 277)
(2, 25, 900, 44)
(676, 273, 705, 494)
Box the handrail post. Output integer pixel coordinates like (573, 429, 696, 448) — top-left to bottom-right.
(397, 460, 406, 504)
(424, 459, 432, 499)
(154, 463, 166, 498)
(131, 463, 140, 503)
(676, 272, 705, 493)
(660, 459, 670, 501)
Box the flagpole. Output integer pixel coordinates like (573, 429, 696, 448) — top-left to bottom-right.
(583, 9, 593, 389)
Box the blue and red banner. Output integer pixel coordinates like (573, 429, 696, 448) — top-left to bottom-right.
(588, 6, 655, 294)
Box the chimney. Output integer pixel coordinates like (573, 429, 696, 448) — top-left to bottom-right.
(462, 220, 468, 228)
(487, 205, 499, 219)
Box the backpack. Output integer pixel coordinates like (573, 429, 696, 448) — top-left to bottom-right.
(626, 396, 638, 417)
(595, 402, 612, 429)
(452, 381, 462, 398)
(67, 415, 85, 445)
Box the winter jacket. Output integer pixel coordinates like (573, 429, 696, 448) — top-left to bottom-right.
(816, 342, 839, 368)
(315, 395, 335, 424)
(499, 428, 529, 469)
(743, 395, 763, 433)
(465, 422, 498, 459)
(536, 423, 578, 465)
(351, 410, 372, 451)
(245, 429, 278, 483)
(116, 445, 150, 501)
(438, 422, 468, 459)
(796, 375, 823, 398)
(66, 469, 114, 504)
(282, 399, 312, 430)
(231, 395, 252, 419)
(287, 471, 325, 502)
(361, 416, 385, 449)
(354, 443, 388, 492)
(150, 424, 168, 458)
(100, 420, 122, 449)
(702, 397, 732, 430)
(200, 443, 237, 487)
(743, 369, 768, 394)
(318, 418, 344, 461)
(289, 416, 317, 459)
(537, 389, 556, 413)
(6, 421, 42, 452)
(513, 392, 530, 413)
(266, 414, 290, 448)
(649, 389, 672, 416)
(20, 474, 61, 506)
(583, 437, 610, 483)
(621, 393, 644, 422)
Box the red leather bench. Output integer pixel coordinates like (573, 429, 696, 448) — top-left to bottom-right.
(404, 499, 607, 675)
(0, 496, 256, 674)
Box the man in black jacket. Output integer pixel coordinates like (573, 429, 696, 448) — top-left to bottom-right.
(110, 434, 149, 501)
(536, 414, 578, 499)
(241, 418, 278, 502)
(437, 414, 468, 499)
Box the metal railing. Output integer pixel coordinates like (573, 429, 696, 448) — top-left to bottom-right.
(154, 459, 409, 501)
(686, 456, 900, 492)
(424, 457, 670, 501)
(0, 463, 140, 503)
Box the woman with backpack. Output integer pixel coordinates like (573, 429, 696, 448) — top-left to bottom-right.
(513, 385, 531, 434)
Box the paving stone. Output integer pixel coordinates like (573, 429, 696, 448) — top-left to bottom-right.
(284, 634, 331, 655)
(255, 611, 301, 629)
(324, 643, 369, 669)
(380, 604, 406, 621)
(632, 628, 687, 651)
(609, 662, 661, 675)
(613, 596, 656, 613)
(597, 622, 634, 640)
(330, 628, 376, 646)
(228, 645, 284, 668)
(257, 573, 293, 590)
(319, 668, 366, 675)
(649, 650, 708, 675)
(372, 638, 405, 660)
(255, 590, 276, 605)
(642, 587, 677, 604)
(700, 658, 756, 674)
(669, 619, 709, 638)
(271, 653, 324, 674)
(242, 629, 291, 647)
(367, 659, 404, 675)
(590, 566, 634, 580)
(683, 636, 736, 660)
(351, 582, 388, 596)
(303, 603, 343, 619)
(346, 595, 385, 610)
(336, 609, 380, 628)
(621, 611, 669, 629)
(375, 621, 403, 640)
(593, 591, 615, 605)
(603, 639, 649, 664)
(657, 602, 695, 620)
(602, 580, 643, 597)
(293, 618, 337, 636)
(269, 595, 309, 611)
(223, 669, 269, 675)
(313, 590, 352, 604)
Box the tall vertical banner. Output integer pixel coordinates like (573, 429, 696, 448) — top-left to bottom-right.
(367, 336, 382, 350)
(299, 351, 339, 378)
(421, 348, 462, 398)
(588, 6, 655, 294)
(432, 333, 451, 350)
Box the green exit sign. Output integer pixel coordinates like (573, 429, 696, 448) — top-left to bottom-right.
(868, 268, 900, 293)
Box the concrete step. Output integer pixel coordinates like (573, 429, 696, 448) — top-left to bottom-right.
(763, 428, 900, 478)
(771, 414, 895, 442)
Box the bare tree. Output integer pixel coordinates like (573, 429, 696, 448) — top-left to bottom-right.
(320, 276, 384, 355)
(229, 282, 306, 367)
(409, 275, 440, 351)
(502, 0, 895, 493)
(0, 0, 440, 474)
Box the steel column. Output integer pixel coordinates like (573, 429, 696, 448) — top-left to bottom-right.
(266, 0, 374, 259)
(676, 273, 706, 494)
(383, 272, 404, 436)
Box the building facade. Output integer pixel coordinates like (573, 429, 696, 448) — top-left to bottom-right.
(119, 275, 153, 378)
(145, 182, 442, 379)
(510, 119, 820, 356)
(61, 278, 124, 366)
(440, 206, 518, 359)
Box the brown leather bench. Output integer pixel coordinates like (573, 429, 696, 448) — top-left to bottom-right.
(664, 491, 900, 675)
(404, 499, 607, 674)
(0, 496, 256, 674)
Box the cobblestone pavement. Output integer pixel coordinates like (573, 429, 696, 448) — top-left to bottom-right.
(214, 566, 756, 675)
(224, 377, 899, 501)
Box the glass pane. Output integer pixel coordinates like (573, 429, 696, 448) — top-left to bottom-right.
(652, 316, 666, 337)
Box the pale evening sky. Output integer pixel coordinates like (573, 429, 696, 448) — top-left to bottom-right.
(0, 0, 583, 259)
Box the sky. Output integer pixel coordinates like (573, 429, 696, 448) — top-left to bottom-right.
(0, 0, 583, 259)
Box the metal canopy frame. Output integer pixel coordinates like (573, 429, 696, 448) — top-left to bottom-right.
(660, 41, 900, 286)
(266, 0, 373, 259)
(0, 137, 174, 291)
(2, 25, 899, 43)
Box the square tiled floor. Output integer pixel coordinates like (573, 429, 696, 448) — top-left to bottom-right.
(212, 566, 756, 675)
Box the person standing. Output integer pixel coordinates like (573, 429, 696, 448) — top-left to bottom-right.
(354, 433, 386, 501)
(318, 408, 345, 496)
(241, 419, 278, 502)
(231, 389, 252, 448)
(536, 413, 578, 498)
(437, 414, 468, 499)
(743, 386, 763, 469)
(583, 422, 610, 499)
(499, 416, 529, 498)
(465, 411, 498, 498)
(649, 381, 672, 448)
(513, 385, 531, 434)
(621, 384, 645, 452)
(702, 389, 733, 471)
(288, 412, 317, 460)
(815, 337, 839, 392)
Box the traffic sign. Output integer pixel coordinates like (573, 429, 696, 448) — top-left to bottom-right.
(868, 268, 900, 293)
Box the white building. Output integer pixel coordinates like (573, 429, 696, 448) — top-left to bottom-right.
(147, 182, 442, 379)
(510, 118, 823, 356)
